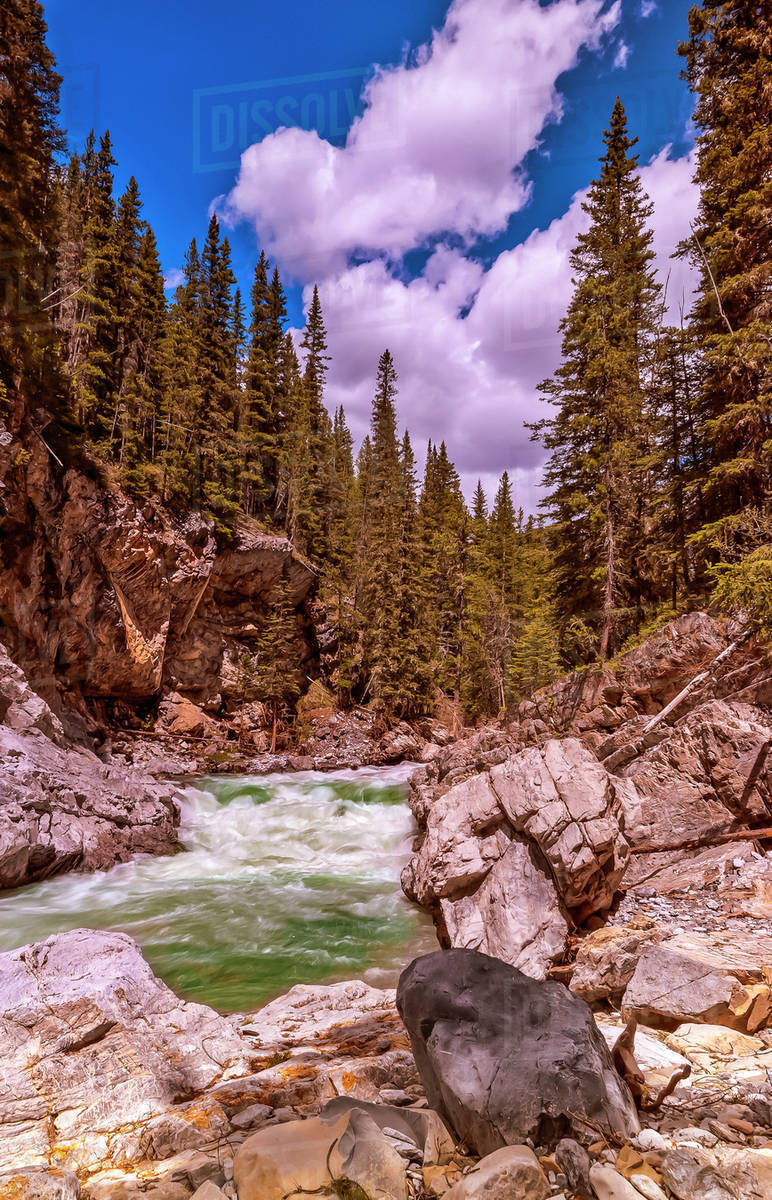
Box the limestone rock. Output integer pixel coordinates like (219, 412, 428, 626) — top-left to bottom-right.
(443, 1146, 549, 1200)
(0, 642, 64, 743)
(619, 700, 772, 850)
(661, 1145, 746, 1200)
(438, 839, 569, 979)
(0, 722, 179, 889)
(571, 927, 664, 1005)
(0, 930, 253, 1173)
(155, 693, 218, 738)
(588, 1164, 650, 1199)
(621, 943, 747, 1031)
(402, 773, 511, 907)
(0, 1170, 80, 1199)
(321, 1098, 455, 1166)
(397, 949, 639, 1156)
(233, 1108, 407, 1200)
(190, 1185, 228, 1200)
(490, 739, 630, 914)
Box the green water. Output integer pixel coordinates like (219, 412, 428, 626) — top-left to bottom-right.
(0, 765, 437, 1012)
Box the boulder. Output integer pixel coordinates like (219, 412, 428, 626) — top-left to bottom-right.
(661, 1145, 749, 1200)
(554, 1138, 592, 1200)
(443, 1146, 549, 1200)
(233, 1108, 407, 1200)
(321, 1098, 455, 1166)
(438, 839, 569, 978)
(621, 935, 772, 1032)
(402, 774, 512, 907)
(621, 943, 747, 1031)
(397, 949, 639, 1156)
(589, 1164, 653, 1199)
(490, 739, 630, 914)
(155, 693, 218, 738)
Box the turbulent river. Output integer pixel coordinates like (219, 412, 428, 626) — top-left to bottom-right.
(0, 765, 437, 1012)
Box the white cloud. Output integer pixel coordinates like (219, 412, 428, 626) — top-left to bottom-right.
(163, 267, 184, 291)
(300, 148, 698, 509)
(613, 40, 630, 69)
(225, 0, 621, 276)
(640, 0, 658, 17)
(221, 0, 696, 510)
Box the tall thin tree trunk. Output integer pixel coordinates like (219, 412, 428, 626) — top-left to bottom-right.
(600, 483, 616, 660)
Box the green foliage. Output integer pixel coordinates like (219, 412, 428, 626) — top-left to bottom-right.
(534, 99, 661, 659)
(678, 0, 772, 529)
(8, 1, 770, 731)
(709, 548, 772, 636)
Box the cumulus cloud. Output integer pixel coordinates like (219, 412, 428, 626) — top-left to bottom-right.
(222, 0, 696, 510)
(225, 0, 621, 276)
(640, 1, 658, 17)
(304, 148, 698, 510)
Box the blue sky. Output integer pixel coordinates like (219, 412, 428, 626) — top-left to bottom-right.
(44, 0, 698, 505)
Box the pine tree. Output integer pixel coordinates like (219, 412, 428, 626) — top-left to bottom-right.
(197, 215, 240, 523)
(77, 131, 120, 440)
(418, 441, 467, 704)
(0, 0, 64, 410)
(534, 99, 661, 658)
(679, 1, 772, 527)
(254, 575, 302, 751)
(357, 350, 429, 717)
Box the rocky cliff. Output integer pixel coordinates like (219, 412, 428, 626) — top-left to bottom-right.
(0, 432, 318, 728)
(403, 612, 772, 1008)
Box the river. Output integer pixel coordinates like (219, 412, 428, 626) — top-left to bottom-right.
(0, 764, 437, 1012)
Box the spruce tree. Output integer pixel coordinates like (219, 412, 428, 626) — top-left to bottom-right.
(75, 131, 120, 438)
(0, 0, 64, 409)
(679, 1, 772, 526)
(254, 575, 302, 751)
(535, 99, 661, 658)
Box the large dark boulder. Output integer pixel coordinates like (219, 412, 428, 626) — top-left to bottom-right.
(396, 948, 639, 1156)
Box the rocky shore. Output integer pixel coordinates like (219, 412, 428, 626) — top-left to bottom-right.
(2, 611, 772, 1200)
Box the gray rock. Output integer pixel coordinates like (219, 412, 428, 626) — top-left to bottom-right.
(661, 1145, 744, 1200)
(621, 943, 746, 1031)
(554, 1138, 592, 1199)
(397, 949, 639, 1156)
(489, 738, 630, 913)
(439, 838, 569, 979)
(0, 719, 180, 889)
(321, 1097, 455, 1166)
(229, 1103, 273, 1130)
(443, 1145, 550, 1200)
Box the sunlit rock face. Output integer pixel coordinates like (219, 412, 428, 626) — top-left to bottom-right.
(0, 437, 317, 714)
